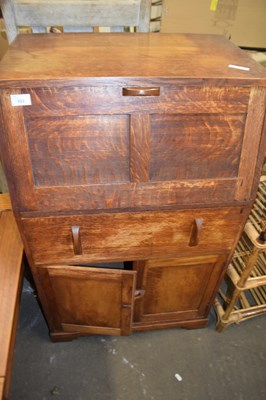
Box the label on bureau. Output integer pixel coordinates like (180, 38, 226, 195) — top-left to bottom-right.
(10, 94, 32, 107)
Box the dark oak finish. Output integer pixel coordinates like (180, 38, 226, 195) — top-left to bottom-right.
(26, 114, 130, 186)
(235, 87, 266, 201)
(0, 33, 266, 339)
(0, 89, 260, 213)
(20, 86, 251, 117)
(130, 114, 150, 183)
(150, 113, 245, 181)
(0, 34, 265, 85)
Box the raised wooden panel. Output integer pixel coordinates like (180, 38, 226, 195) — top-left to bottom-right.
(150, 114, 245, 181)
(21, 207, 245, 265)
(26, 115, 130, 186)
(133, 255, 226, 325)
(39, 266, 136, 336)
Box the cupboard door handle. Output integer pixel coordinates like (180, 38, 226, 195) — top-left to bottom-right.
(71, 225, 82, 255)
(122, 87, 160, 96)
(189, 218, 203, 247)
(134, 289, 145, 300)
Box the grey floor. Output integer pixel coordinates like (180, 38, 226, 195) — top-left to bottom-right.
(10, 279, 266, 400)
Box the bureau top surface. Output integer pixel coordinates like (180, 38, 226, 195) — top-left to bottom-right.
(0, 33, 266, 87)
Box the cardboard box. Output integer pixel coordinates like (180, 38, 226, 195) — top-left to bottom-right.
(161, 0, 266, 48)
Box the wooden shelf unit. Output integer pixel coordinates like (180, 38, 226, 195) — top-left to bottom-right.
(215, 177, 266, 331)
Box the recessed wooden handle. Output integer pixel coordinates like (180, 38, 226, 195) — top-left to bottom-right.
(122, 87, 160, 96)
(189, 218, 203, 247)
(71, 225, 82, 255)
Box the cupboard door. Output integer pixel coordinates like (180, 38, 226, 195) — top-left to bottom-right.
(133, 255, 226, 326)
(38, 266, 136, 336)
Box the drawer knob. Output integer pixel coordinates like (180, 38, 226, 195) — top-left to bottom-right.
(189, 218, 203, 247)
(122, 87, 160, 96)
(71, 225, 82, 255)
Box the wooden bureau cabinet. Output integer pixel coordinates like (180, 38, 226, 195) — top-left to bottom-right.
(0, 33, 266, 340)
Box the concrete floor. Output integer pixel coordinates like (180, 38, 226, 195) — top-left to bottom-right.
(10, 279, 266, 400)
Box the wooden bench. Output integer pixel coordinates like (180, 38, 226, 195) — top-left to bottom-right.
(0, 194, 23, 400)
(1, 0, 151, 43)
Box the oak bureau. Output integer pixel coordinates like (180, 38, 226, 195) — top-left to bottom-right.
(0, 33, 266, 341)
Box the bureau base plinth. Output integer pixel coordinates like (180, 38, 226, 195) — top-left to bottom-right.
(48, 318, 209, 342)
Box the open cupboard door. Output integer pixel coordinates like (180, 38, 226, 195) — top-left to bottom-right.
(37, 266, 137, 338)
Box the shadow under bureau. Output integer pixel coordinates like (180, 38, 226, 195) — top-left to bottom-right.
(0, 33, 266, 341)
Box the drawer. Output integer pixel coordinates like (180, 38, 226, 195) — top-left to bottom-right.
(21, 207, 246, 265)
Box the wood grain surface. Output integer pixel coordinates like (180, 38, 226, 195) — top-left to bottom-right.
(0, 211, 23, 399)
(0, 377, 4, 400)
(38, 266, 136, 336)
(133, 255, 226, 324)
(0, 34, 266, 86)
(1, 33, 266, 338)
(0, 84, 254, 213)
(150, 113, 245, 181)
(22, 86, 250, 116)
(235, 87, 266, 201)
(26, 115, 130, 186)
(21, 207, 245, 265)
(0, 193, 11, 211)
